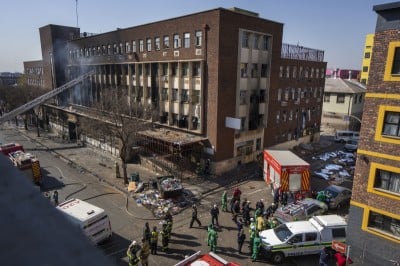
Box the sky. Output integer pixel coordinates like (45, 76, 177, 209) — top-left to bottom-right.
(0, 0, 392, 73)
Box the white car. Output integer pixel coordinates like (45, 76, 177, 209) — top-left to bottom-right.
(344, 139, 358, 152)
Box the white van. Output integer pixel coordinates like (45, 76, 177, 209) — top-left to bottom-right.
(57, 198, 112, 244)
(334, 130, 360, 143)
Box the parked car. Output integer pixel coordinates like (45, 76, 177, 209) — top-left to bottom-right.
(334, 130, 360, 143)
(319, 185, 352, 209)
(344, 139, 358, 152)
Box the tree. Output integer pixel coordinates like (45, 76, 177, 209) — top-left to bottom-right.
(80, 88, 152, 184)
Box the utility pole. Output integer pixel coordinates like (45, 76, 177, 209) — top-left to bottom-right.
(76, 0, 79, 27)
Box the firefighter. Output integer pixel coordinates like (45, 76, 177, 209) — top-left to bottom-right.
(161, 223, 170, 252)
(256, 214, 265, 232)
(210, 204, 220, 226)
(252, 232, 261, 262)
(221, 190, 228, 212)
(207, 224, 218, 252)
(249, 217, 256, 252)
(150, 226, 158, 255)
(165, 212, 173, 234)
(139, 238, 150, 266)
(127, 240, 141, 266)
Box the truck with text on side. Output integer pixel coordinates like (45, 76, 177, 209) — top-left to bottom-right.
(174, 251, 240, 266)
(263, 150, 311, 199)
(1, 143, 42, 185)
(259, 214, 347, 264)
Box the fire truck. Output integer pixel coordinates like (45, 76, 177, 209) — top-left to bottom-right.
(263, 150, 311, 198)
(2, 143, 42, 185)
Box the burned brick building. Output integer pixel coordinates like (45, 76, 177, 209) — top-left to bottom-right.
(24, 7, 326, 174)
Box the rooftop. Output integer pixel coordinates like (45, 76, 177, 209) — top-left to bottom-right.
(324, 78, 366, 94)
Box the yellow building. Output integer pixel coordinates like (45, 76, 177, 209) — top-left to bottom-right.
(348, 3, 400, 265)
(360, 33, 374, 85)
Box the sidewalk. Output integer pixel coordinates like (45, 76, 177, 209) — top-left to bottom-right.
(16, 126, 260, 218)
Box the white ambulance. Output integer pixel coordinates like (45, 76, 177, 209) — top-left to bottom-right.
(57, 198, 112, 244)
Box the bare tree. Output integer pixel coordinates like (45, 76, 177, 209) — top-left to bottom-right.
(80, 88, 152, 184)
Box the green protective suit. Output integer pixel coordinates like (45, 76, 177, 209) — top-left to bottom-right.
(252, 235, 261, 261)
(221, 191, 227, 212)
(208, 228, 218, 252)
(127, 244, 141, 266)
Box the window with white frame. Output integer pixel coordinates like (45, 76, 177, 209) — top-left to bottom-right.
(277, 88, 282, 101)
(139, 40, 144, 52)
(336, 94, 345, 103)
(125, 42, 131, 53)
(292, 66, 297, 78)
(182, 62, 189, 76)
(261, 64, 268, 77)
(155, 37, 160, 50)
(242, 32, 249, 48)
(289, 110, 293, 121)
(163, 35, 170, 49)
(146, 38, 151, 52)
(195, 31, 202, 46)
(262, 35, 269, 50)
(253, 34, 259, 49)
(173, 34, 181, 49)
(181, 89, 189, 102)
(113, 43, 117, 54)
(374, 168, 400, 194)
(183, 33, 190, 48)
(279, 66, 283, 78)
(119, 42, 123, 54)
(172, 88, 179, 101)
(276, 111, 280, 123)
(241, 63, 248, 78)
(132, 41, 137, 53)
(284, 89, 289, 101)
(368, 211, 400, 240)
(107, 45, 111, 55)
(161, 88, 168, 101)
(324, 93, 330, 102)
(382, 111, 400, 137)
(251, 64, 258, 78)
(286, 66, 290, 78)
(192, 62, 201, 76)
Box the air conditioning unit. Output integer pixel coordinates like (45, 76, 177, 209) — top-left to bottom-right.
(174, 50, 180, 57)
(195, 49, 202, 56)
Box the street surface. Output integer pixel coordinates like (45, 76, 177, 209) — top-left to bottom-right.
(0, 123, 350, 266)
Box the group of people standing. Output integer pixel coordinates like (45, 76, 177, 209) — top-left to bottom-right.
(127, 212, 173, 266)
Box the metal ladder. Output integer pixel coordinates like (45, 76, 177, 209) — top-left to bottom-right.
(0, 71, 94, 124)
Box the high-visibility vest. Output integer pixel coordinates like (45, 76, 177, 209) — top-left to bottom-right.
(151, 231, 158, 242)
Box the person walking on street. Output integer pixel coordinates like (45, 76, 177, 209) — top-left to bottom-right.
(150, 226, 158, 255)
(139, 238, 150, 266)
(190, 204, 202, 228)
(161, 223, 170, 252)
(207, 224, 218, 252)
(251, 232, 261, 262)
(127, 240, 141, 266)
(210, 204, 220, 226)
(221, 190, 228, 212)
(143, 222, 151, 243)
(319, 247, 330, 266)
(242, 201, 251, 226)
(232, 200, 240, 223)
(52, 190, 59, 206)
(237, 228, 246, 254)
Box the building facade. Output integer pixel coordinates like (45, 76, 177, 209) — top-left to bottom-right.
(347, 2, 400, 265)
(360, 33, 375, 85)
(321, 77, 366, 131)
(24, 8, 326, 174)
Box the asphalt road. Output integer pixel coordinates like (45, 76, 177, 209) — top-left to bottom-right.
(1, 125, 350, 266)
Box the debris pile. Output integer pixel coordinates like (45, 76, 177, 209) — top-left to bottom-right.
(132, 177, 197, 218)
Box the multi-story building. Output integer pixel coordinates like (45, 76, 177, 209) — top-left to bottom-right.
(321, 77, 366, 131)
(0, 72, 22, 86)
(360, 33, 375, 85)
(23, 7, 326, 174)
(347, 2, 400, 265)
